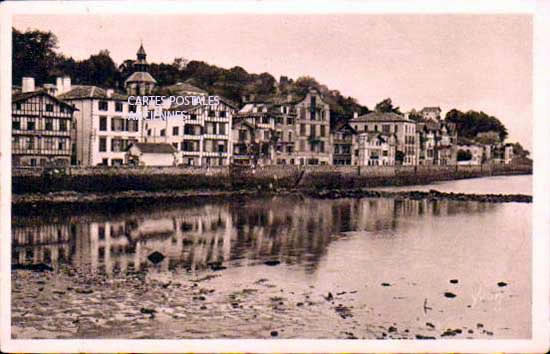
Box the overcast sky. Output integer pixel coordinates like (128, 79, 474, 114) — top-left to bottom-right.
(14, 14, 532, 148)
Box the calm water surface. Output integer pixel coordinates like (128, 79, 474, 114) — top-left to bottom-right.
(11, 175, 531, 339)
(375, 174, 532, 195)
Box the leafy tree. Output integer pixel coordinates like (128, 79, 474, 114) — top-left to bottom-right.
(445, 109, 508, 142)
(12, 27, 60, 85)
(457, 149, 473, 161)
(76, 50, 119, 88)
(375, 98, 401, 114)
(407, 109, 424, 122)
(512, 142, 530, 158)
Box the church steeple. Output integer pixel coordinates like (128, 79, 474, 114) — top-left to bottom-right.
(124, 42, 157, 95)
(137, 43, 146, 61)
(134, 43, 149, 72)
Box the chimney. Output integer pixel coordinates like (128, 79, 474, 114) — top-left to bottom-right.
(106, 89, 114, 98)
(63, 76, 71, 94)
(22, 77, 35, 93)
(353, 112, 358, 119)
(56, 77, 63, 95)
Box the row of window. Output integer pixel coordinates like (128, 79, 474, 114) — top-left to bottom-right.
(13, 119, 69, 132)
(14, 102, 70, 114)
(99, 117, 139, 132)
(353, 124, 396, 134)
(12, 136, 69, 151)
(98, 138, 137, 152)
(98, 101, 125, 112)
(146, 123, 229, 137)
(299, 124, 327, 137)
(297, 140, 326, 153)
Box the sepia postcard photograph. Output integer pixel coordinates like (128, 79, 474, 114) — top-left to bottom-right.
(0, 0, 548, 352)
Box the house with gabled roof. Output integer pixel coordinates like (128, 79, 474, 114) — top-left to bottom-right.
(357, 132, 396, 167)
(58, 79, 144, 167)
(12, 77, 77, 167)
(143, 94, 238, 167)
(350, 111, 417, 165)
(332, 120, 357, 165)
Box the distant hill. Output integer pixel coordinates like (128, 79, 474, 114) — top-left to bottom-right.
(13, 27, 370, 126)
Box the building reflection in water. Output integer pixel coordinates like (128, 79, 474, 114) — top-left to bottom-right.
(12, 197, 497, 276)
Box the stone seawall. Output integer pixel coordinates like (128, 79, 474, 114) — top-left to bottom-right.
(12, 164, 532, 195)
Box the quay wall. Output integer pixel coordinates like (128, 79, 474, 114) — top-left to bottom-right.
(12, 163, 532, 194)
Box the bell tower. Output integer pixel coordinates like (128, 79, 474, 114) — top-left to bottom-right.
(124, 42, 157, 95)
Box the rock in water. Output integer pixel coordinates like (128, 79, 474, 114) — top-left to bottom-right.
(148, 251, 165, 264)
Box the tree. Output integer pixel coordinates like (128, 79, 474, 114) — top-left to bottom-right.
(172, 57, 188, 70)
(375, 98, 401, 114)
(291, 76, 320, 96)
(12, 28, 60, 85)
(407, 109, 424, 122)
(445, 109, 508, 142)
(457, 149, 473, 161)
(77, 50, 119, 88)
(512, 142, 530, 158)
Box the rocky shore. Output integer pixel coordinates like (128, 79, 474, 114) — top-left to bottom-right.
(12, 261, 513, 340)
(12, 187, 532, 216)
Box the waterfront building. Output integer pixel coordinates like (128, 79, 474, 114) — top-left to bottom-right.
(237, 88, 332, 166)
(416, 121, 458, 166)
(332, 121, 357, 165)
(126, 142, 178, 166)
(143, 96, 238, 166)
(457, 142, 484, 165)
(504, 144, 514, 164)
(232, 102, 280, 166)
(349, 112, 417, 165)
(356, 132, 396, 166)
(12, 77, 77, 167)
(293, 88, 332, 165)
(58, 79, 144, 167)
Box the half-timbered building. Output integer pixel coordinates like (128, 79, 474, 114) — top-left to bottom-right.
(12, 83, 76, 167)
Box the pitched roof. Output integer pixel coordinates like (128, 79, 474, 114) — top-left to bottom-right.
(130, 143, 176, 154)
(13, 90, 78, 110)
(333, 122, 357, 134)
(125, 71, 157, 84)
(420, 106, 441, 113)
(137, 44, 146, 56)
(351, 111, 411, 123)
(58, 85, 128, 101)
(233, 119, 255, 130)
(165, 101, 202, 113)
(163, 82, 207, 95)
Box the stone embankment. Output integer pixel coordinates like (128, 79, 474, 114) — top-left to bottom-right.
(12, 163, 531, 195)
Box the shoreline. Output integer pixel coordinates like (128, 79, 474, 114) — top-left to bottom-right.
(12, 178, 532, 217)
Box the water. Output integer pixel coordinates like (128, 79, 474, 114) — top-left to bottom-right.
(375, 174, 532, 195)
(11, 175, 532, 339)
